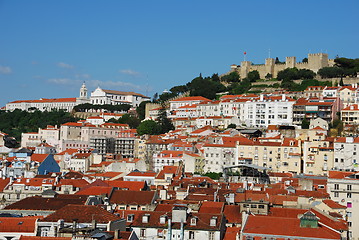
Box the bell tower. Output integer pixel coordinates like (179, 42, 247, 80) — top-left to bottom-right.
(79, 82, 88, 99)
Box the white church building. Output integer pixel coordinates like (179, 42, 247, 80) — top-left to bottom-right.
(90, 87, 150, 107)
(6, 83, 150, 111)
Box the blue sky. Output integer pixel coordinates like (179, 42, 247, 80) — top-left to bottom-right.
(0, 0, 358, 107)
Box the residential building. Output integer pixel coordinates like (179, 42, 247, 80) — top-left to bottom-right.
(328, 171, 359, 239)
(333, 137, 359, 171)
(243, 94, 295, 128)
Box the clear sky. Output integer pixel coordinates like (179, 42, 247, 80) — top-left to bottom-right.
(0, 0, 358, 107)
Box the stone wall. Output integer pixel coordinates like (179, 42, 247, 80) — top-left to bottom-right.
(230, 53, 335, 79)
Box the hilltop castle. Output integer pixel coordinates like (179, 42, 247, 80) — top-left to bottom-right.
(230, 53, 335, 79)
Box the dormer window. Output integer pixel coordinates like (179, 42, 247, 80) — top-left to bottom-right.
(210, 216, 217, 227)
(160, 215, 167, 224)
(190, 217, 197, 226)
(127, 214, 134, 222)
(142, 214, 150, 223)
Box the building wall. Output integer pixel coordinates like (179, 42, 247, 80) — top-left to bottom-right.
(328, 176, 359, 239)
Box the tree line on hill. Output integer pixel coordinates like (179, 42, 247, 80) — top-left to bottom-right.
(0, 109, 78, 145)
(153, 57, 359, 102)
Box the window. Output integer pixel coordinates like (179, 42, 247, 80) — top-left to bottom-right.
(209, 232, 215, 240)
(347, 185, 352, 190)
(189, 231, 195, 239)
(140, 229, 146, 237)
(347, 193, 352, 198)
(41, 228, 49, 237)
(334, 184, 339, 190)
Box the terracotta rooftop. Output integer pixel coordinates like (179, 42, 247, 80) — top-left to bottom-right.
(39, 204, 121, 223)
(109, 190, 156, 205)
(4, 195, 88, 211)
(0, 216, 39, 232)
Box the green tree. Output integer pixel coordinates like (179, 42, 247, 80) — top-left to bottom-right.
(227, 123, 237, 129)
(332, 119, 344, 136)
(265, 73, 273, 80)
(211, 73, 220, 82)
(204, 172, 223, 180)
(298, 69, 316, 79)
(170, 85, 188, 95)
(277, 68, 299, 81)
(318, 67, 343, 78)
(137, 120, 161, 135)
(189, 76, 226, 99)
(221, 72, 240, 83)
(157, 105, 174, 134)
(301, 118, 310, 129)
(158, 92, 177, 102)
(339, 77, 344, 86)
(247, 70, 260, 82)
(136, 101, 150, 120)
(118, 114, 141, 128)
(275, 57, 282, 64)
(302, 57, 308, 63)
(229, 78, 252, 94)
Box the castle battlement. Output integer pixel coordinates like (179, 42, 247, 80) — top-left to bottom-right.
(230, 53, 334, 79)
(308, 53, 326, 56)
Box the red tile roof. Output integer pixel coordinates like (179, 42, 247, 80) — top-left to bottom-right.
(20, 237, 71, 240)
(75, 186, 113, 196)
(4, 195, 88, 211)
(223, 205, 242, 224)
(199, 201, 224, 214)
(243, 214, 341, 239)
(323, 199, 346, 209)
(31, 154, 49, 162)
(105, 180, 147, 191)
(39, 204, 121, 223)
(223, 227, 240, 240)
(126, 171, 157, 177)
(170, 96, 210, 102)
(9, 98, 77, 104)
(109, 190, 156, 205)
(0, 216, 39, 232)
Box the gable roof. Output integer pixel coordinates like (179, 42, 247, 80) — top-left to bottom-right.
(4, 195, 88, 211)
(0, 216, 39, 233)
(170, 96, 210, 102)
(243, 215, 341, 239)
(109, 190, 156, 205)
(39, 204, 121, 223)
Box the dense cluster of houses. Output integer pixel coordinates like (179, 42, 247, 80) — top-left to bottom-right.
(148, 85, 359, 130)
(0, 164, 357, 240)
(1, 83, 359, 239)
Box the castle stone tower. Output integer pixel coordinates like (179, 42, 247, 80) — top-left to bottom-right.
(286, 56, 296, 69)
(240, 61, 251, 79)
(265, 58, 275, 77)
(308, 53, 329, 73)
(79, 82, 88, 99)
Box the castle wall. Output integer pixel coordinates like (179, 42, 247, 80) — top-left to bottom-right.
(230, 53, 334, 79)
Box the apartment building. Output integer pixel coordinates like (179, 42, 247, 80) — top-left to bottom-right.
(243, 95, 295, 128)
(327, 171, 359, 239)
(333, 137, 359, 172)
